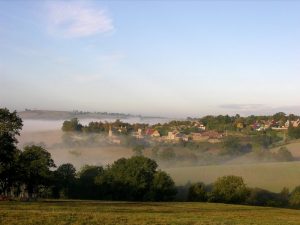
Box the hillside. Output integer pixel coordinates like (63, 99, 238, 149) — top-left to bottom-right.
(17, 109, 166, 120)
(166, 161, 300, 192)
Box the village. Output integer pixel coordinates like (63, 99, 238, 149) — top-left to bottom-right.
(105, 116, 300, 145)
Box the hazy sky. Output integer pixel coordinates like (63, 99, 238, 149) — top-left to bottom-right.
(1, 1, 300, 117)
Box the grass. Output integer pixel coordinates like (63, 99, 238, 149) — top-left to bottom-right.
(166, 161, 300, 192)
(1, 200, 300, 225)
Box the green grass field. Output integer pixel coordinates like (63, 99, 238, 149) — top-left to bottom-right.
(166, 161, 300, 192)
(1, 200, 300, 225)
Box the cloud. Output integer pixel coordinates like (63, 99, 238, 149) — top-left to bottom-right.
(47, 2, 114, 38)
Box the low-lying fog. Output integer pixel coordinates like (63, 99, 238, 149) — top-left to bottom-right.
(22, 117, 172, 132)
(19, 117, 173, 169)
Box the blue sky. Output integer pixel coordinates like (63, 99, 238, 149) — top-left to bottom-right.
(1, 0, 300, 117)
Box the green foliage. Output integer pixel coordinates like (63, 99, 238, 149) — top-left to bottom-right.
(201, 115, 235, 131)
(246, 187, 289, 207)
(188, 182, 208, 202)
(18, 145, 56, 197)
(289, 186, 300, 208)
(149, 171, 177, 201)
(0, 108, 23, 196)
(288, 126, 300, 139)
(0, 108, 23, 136)
(253, 132, 282, 149)
(75, 165, 104, 199)
(221, 136, 252, 155)
(53, 163, 76, 198)
(209, 176, 249, 204)
(62, 118, 83, 132)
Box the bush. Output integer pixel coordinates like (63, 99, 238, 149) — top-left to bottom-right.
(148, 171, 177, 201)
(209, 176, 249, 204)
(188, 182, 208, 202)
(289, 186, 300, 208)
(275, 147, 294, 162)
(246, 188, 289, 207)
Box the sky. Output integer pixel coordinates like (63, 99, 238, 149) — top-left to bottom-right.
(0, 0, 300, 117)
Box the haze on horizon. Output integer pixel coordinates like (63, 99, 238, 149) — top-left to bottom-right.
(1, 0, 300, 118)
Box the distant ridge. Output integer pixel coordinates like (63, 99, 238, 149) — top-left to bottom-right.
(17, 109, 165, 120)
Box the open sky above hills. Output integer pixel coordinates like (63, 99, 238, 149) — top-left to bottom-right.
(1, 1, 300, 117)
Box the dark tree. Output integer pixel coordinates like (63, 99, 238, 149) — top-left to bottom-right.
(62, 118, 83, 132)
(53, 163, 76, 198)
(0, 108, 23, 196)
(188, 182, 208, 202)
(77, 165, 104, 199)
(149, 171, 177, 201)
(18, 145, 56, 198)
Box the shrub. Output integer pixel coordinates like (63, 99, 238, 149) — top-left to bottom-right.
(209, 175, 249, 204)
(188, 182, 208, 202)
(289, 186, 300, 208)
(246, 188, 289, 207)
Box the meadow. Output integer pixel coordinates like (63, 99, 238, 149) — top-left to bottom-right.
(1, 200, 300, 225)
(166, 161, 300, 192)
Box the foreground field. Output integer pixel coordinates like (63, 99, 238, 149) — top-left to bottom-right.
(166, 161, 300, 192)
(1, 201, 300, 225)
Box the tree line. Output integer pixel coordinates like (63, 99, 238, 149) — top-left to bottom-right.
(185, 175, 300, 208)
(1, 108, 300, 209)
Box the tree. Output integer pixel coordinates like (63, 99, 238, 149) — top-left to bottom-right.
(289, 186, 300, 208)
(273, 112, 286, 122)
(288, 126, 300, 139)
(149, 171, 177, 201)
(62, 118, 83, 132)
(275, 147, 294, 162)
(18, 145, 56, 198)
(97, 156, 158, 201)
(188, 182, 208, 202)
(132, 145, 145, 156)
(53, 163, 76, 198)
(221, 136, 242, 155)
(209, 176, 249, 204)
(77, 165, 104, 199)
(0, 108, 23, 136)
(0, 108, 23, 196)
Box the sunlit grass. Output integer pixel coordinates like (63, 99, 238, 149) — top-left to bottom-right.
(166, 161, 300, 192)
(1, 200, 300, 225)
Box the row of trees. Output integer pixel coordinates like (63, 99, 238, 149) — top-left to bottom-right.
(53, 156, 176, 201)
(62, 118, 148, 135)
(186, 175, 300, 208)
(0, 108, 176, 200)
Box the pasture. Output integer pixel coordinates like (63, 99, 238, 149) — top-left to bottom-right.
(1, 200, 300, 225)
(166, 161, 300, 192)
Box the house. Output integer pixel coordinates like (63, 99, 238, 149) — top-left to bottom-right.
(292, 119, 300, 128)
(201, 131, 223, 139)
(167, 131, 176, 140)
(151, 130, 161, 137)
(145, 129, 161, 137)
(108, 127, 121, 144)
(132, 128, 144, 139)
(190, 132, 209, 142)
(175, 133, 189, 142)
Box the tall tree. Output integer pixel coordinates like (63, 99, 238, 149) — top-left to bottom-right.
(0, 108, 23, 196)
(19, 145, 55, 198)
